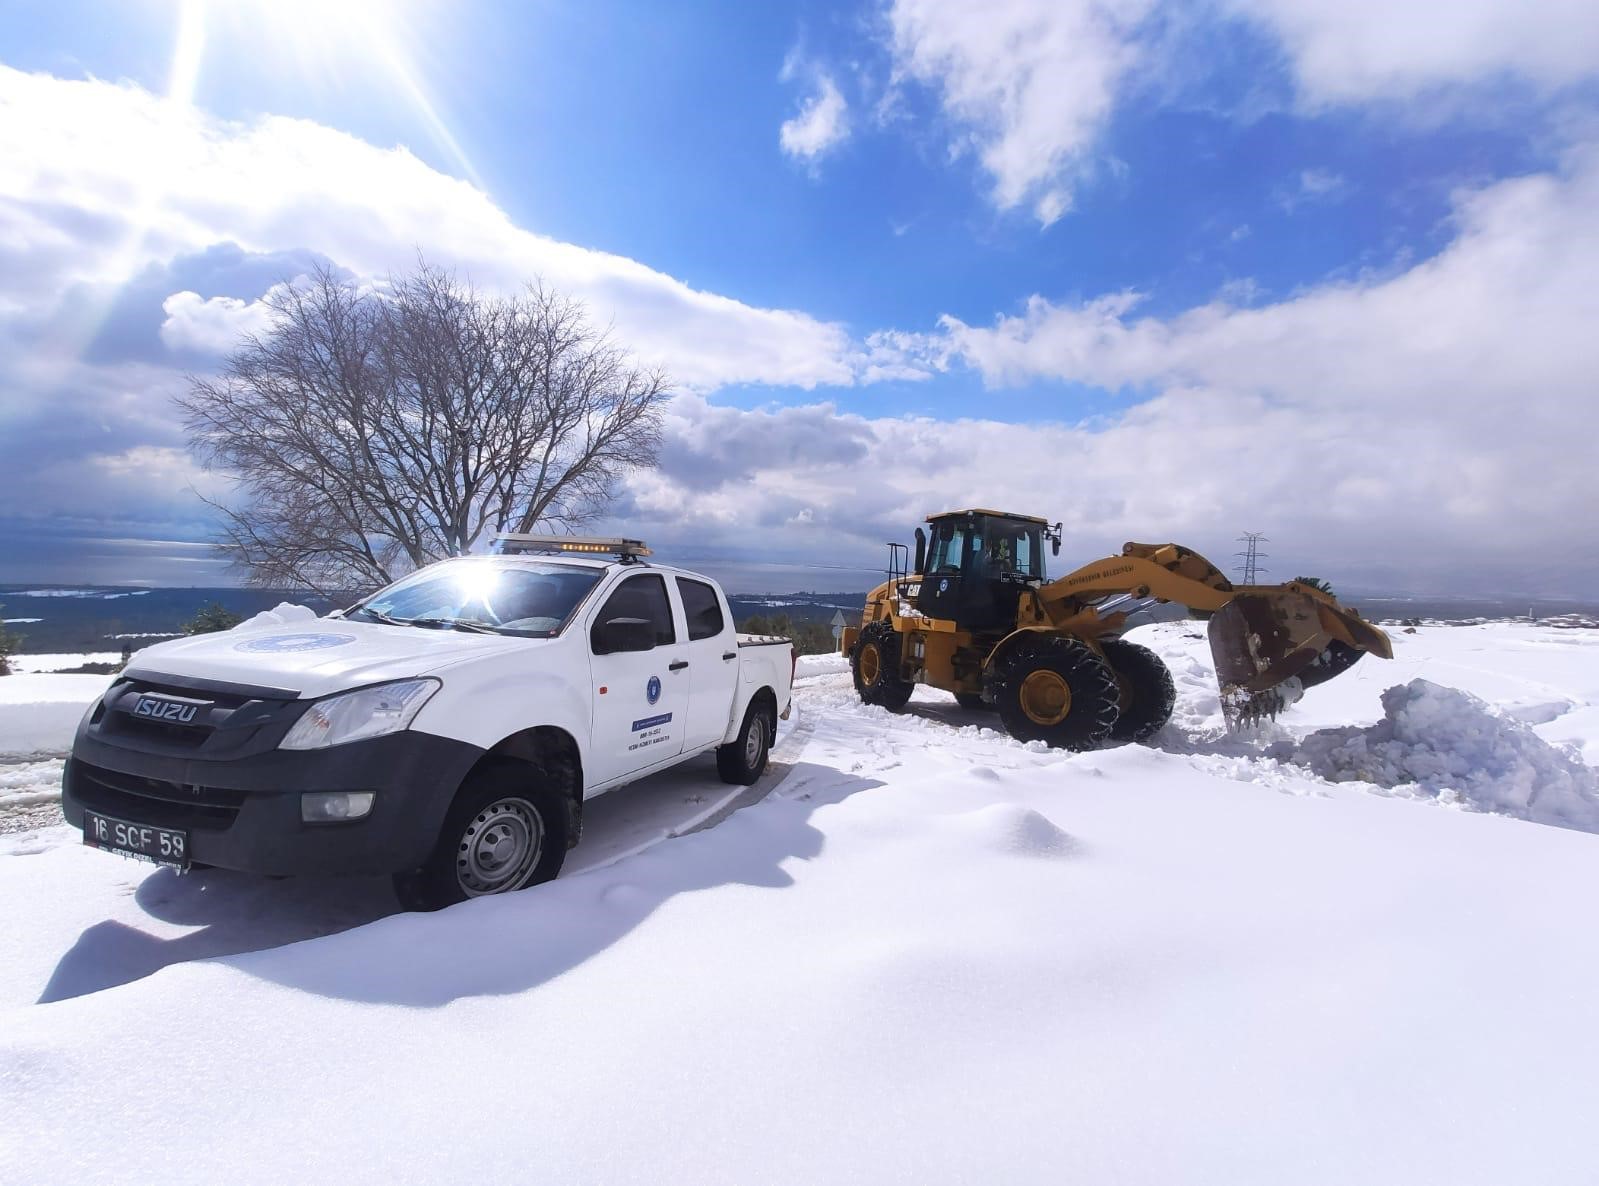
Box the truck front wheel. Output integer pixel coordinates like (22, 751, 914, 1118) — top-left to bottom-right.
(393, 761, 568, 911)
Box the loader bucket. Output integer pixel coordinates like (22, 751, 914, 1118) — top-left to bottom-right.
(1208, 591, 1392, 723)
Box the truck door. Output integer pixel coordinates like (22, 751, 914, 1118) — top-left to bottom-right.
(675, 575, 739, 751)
(586, 573, 689, 785)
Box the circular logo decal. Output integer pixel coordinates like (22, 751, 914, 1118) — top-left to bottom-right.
(938, 578, 950, 594)
(646, 675, 662, 704)
(233, 632, 358, 654)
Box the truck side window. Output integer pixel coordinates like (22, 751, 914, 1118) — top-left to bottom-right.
(676, 577, 726, 641)
(595, 574, 676, 647)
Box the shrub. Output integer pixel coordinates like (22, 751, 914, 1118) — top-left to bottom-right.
(183, 602, 245, 635)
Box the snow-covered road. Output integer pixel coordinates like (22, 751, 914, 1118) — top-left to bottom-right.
(3, 622, 1599, 1184)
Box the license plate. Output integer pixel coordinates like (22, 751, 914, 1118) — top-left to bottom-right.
(83, 810, 190, 869)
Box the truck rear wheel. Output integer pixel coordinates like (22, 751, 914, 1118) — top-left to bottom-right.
(393, 761, 568, 911)
(852, 621, 914, 710)
(1100, 638, 1177, 743)
(717, 700, 772, 785)
(991, 636, 1120, 750)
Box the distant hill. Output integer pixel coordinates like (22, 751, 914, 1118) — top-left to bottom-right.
(8, 583, 1593, 657)
(0, 584, 867, 656)
(0, 586, 344, 654)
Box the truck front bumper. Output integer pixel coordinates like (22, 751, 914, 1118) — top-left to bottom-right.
(61, 730, 484, 877)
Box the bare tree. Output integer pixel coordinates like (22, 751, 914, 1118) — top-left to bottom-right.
(180, 263, 667, 594)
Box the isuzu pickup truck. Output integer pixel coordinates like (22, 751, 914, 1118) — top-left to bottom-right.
(61, 537, 794, 910)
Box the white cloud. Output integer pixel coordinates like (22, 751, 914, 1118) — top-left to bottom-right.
(780, 73, 851, 164)
(0, 65, 872, 392)
(906, 145, 1599, 588)
(158, 290, 276, 354)
(1228, 0, 1599, 106)
(885, 0, 1151, 224)
(621, 146, 1599, 594)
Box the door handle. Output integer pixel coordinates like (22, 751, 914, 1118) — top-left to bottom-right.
(722, 652, 736, 661)
(669, 660, 689, 671)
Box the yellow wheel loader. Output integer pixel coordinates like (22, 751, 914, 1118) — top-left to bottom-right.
(840, 508, 1392, 750)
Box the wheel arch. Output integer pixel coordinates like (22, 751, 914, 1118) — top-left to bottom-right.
(984, 626, 1082, 674)
(467, 725, 586, 848)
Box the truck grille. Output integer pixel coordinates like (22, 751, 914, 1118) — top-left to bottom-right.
(99, 676, 302, 757)
(71, 762, 246, 830)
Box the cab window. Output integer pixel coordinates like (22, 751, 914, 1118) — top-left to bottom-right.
(593, 574, 676, 647)
(926, 522, 969, 573)
(676, 577, 726, 641)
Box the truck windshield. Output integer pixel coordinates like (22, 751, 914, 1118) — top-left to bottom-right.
(351, 561, 604, 637)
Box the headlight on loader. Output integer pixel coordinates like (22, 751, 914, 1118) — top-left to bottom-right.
(280, 679, 440, 751)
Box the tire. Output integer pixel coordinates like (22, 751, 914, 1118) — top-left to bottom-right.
(954, 692, 993, 711)
(1100, 638, 1177, 743)
(991, 635, 1120, 750)
(393, 761, 567, 911)
(717, 700, 772, 786)
(852, 621, 914, 710)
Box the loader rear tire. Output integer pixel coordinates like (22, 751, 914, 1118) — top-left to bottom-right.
(991, 637, 1120, 750)
(1100, 639, 1177, 743)
(852, 621, 914, 711)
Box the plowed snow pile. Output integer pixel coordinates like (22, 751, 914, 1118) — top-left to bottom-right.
(1283, 678, 1599, 831)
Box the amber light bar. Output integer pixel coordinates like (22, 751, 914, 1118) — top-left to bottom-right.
(492, 534, 652, 559)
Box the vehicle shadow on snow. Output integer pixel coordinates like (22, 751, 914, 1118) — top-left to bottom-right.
(36, 871, 398, 1005)
(36, 754, 875, 1007)
(217, 760, 882, 1008)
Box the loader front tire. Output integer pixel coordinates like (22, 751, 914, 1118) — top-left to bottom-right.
(1100, 638, 1177, 743)
(991, 637, 1120, 750)
(852, 621, 914, 711)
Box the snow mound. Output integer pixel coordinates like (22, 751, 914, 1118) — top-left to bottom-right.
(232, 603, 320, 632)
(795, 653, 849, 677)
(1282, 679, 1599, 832)
(961, 803, 1078, 859)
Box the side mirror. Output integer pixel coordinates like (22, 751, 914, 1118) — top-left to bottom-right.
(1052, 538, 1060, 556)
(592, 616, 655, 655)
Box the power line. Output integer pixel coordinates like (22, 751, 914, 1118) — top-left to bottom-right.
(1235, 532, 1268, 584)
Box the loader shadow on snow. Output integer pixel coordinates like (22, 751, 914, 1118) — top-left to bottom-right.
(221, 761, 883, 1008)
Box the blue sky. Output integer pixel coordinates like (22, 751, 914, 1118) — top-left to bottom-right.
(1, 0, 1597, 594)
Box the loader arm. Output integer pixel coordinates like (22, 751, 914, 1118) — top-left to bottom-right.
(1028, 542, 1392, 722)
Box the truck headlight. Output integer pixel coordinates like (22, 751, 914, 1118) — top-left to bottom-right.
(280, 679, 440, 751)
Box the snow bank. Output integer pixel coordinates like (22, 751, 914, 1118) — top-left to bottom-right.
(795, 652, 849, 677)
(231, 602, 319, 631)
(0, 673, 111, 756)
(1282, 679, 1599, 832)
(9, 652, 123, 674)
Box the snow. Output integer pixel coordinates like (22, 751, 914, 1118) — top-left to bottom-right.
(8, 651, 124, 674)
(1282, 679, 1599, 832)
(0, 671, 110, 757)
(233, 601, 320, 631)
(3, 616, 43, 623)
(3, 620, 1599, 1184)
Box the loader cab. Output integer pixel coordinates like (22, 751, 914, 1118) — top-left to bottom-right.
(915, 509, 1053, 632)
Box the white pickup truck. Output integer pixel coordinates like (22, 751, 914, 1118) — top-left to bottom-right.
(61, 537, 794, 909)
